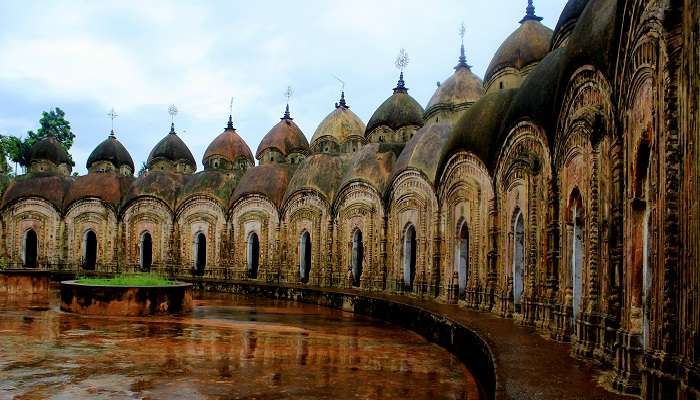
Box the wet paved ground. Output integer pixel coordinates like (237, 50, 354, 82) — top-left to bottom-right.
(0, 291, 481, 400)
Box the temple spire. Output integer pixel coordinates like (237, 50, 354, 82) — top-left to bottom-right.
(336, 91, 348, 109)
(394, 48, 409, 93)
(520, 0, 543, 23)
(455, 22, 472, 70)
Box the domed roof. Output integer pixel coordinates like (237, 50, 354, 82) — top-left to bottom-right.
(392, 118, 456, 184)
(122, 171, 186, 210)
(256, 107, 309, 159)
(366, 73, 425, 135)
(502, 46, 572, 147)
(565, 0, 619, 77)
(311, 93, 366, 145)
(203, 116, 254, 166)
(425, 47, 484, 118)
(64, 173, 133, 210)
(2, 173, 72, 211)
(484, 6, 553, 84)
(552, 0, 590, 48)
(284, 153, 349, 205)
(179, 170, 238, 207)
(340, 143, 402, 196)
(147, 123, 196, 170)
(445, 89, 519, 173)
(28, 136, 71, 166)
(86, 132, 135, 171)
(231, 164, 291, 209)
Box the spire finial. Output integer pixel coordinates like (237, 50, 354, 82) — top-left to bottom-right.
(520, 0, 543, 23)
(332, 75, 348, 108)
(282, 86, 294, 120)
(168, 104, 178, 134)
(227, 97, 234, 129)
(107, 108, 118, 137)
(455, 22, 471, 70)
(394, 48, 409, 93)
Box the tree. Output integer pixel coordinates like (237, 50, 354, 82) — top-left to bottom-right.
(0, 107, 76, 169)
(0, 135, 30, 168)
(26, 108, 75, 166)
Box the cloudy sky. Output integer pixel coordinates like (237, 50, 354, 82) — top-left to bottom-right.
(0, 0, 566, 174)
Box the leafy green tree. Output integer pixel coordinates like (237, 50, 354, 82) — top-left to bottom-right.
(26, 108, 75, 166)
(0, 135, 30, 168)
(0, 107, 76, 169)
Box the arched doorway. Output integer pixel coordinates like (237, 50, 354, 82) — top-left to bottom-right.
(513, 211, 525, 313)
(403, 224, 416, 291)
(634, 140, 652, 349)
(83, 230, 97, 270)
(23, 229, 38, 268)
(299, 231, 311, 283)
(247, 232, 259, 279)
(351, 229, 363, 287)
(140, 231, 152, 271)
(194, 232, 206, 276)
(571, 200, 584, 323)
(457, 221, 469, 297)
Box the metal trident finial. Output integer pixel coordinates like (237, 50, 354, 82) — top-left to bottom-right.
(395, 48, 410, 72)
(459, 22, 466, 45)
(168, 104, 178, 124)
(285, 86, 294, 104)
(107, 108, 118, 135)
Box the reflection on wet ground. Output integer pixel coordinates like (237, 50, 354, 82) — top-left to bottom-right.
(0, 291, 481, 399)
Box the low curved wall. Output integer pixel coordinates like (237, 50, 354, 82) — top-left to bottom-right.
(0, 269, 51, 294)
(60, 281, 193, 316)
(190, 280, 496, 400)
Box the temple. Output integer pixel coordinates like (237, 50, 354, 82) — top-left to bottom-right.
(1, 1, 699, 398)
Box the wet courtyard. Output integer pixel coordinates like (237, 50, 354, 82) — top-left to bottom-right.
(0, 291, 481, 399)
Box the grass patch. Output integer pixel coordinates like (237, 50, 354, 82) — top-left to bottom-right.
(75, 273, 174, 286)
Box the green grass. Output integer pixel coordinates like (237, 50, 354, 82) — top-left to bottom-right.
(75, 273, 174, 286)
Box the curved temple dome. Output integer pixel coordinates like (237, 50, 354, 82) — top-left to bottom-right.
(147, 123, 197, 174)
(86, 131, 135, 175)
(256, 106, 309, 162)
(311, 92, 366, 153)
(203, 116, 254, 170)
(365, 72, 424, 143)
(484, 1, 553, 93)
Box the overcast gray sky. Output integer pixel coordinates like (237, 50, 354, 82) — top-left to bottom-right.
(0, 0, 567, 174)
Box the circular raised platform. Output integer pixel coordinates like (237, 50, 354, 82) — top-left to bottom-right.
(60, 280, 193, 316)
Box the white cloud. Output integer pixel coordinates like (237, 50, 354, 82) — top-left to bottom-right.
(0, 0, 567, 174)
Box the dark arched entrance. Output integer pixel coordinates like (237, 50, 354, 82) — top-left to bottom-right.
(513, 211, 525, 313)
(195, 232, 206, 276)
(299, 231, 311, 283)
(403, 224, 416, 291)
(457, 221, 469, 297)
(351, 229, 363, 287)
(570, 193, 584, 323)
(248, 232, 259, 279)
(83, 230, 97, 270)
(140, 231, 152, 271)
(24, 229, 38, 268)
